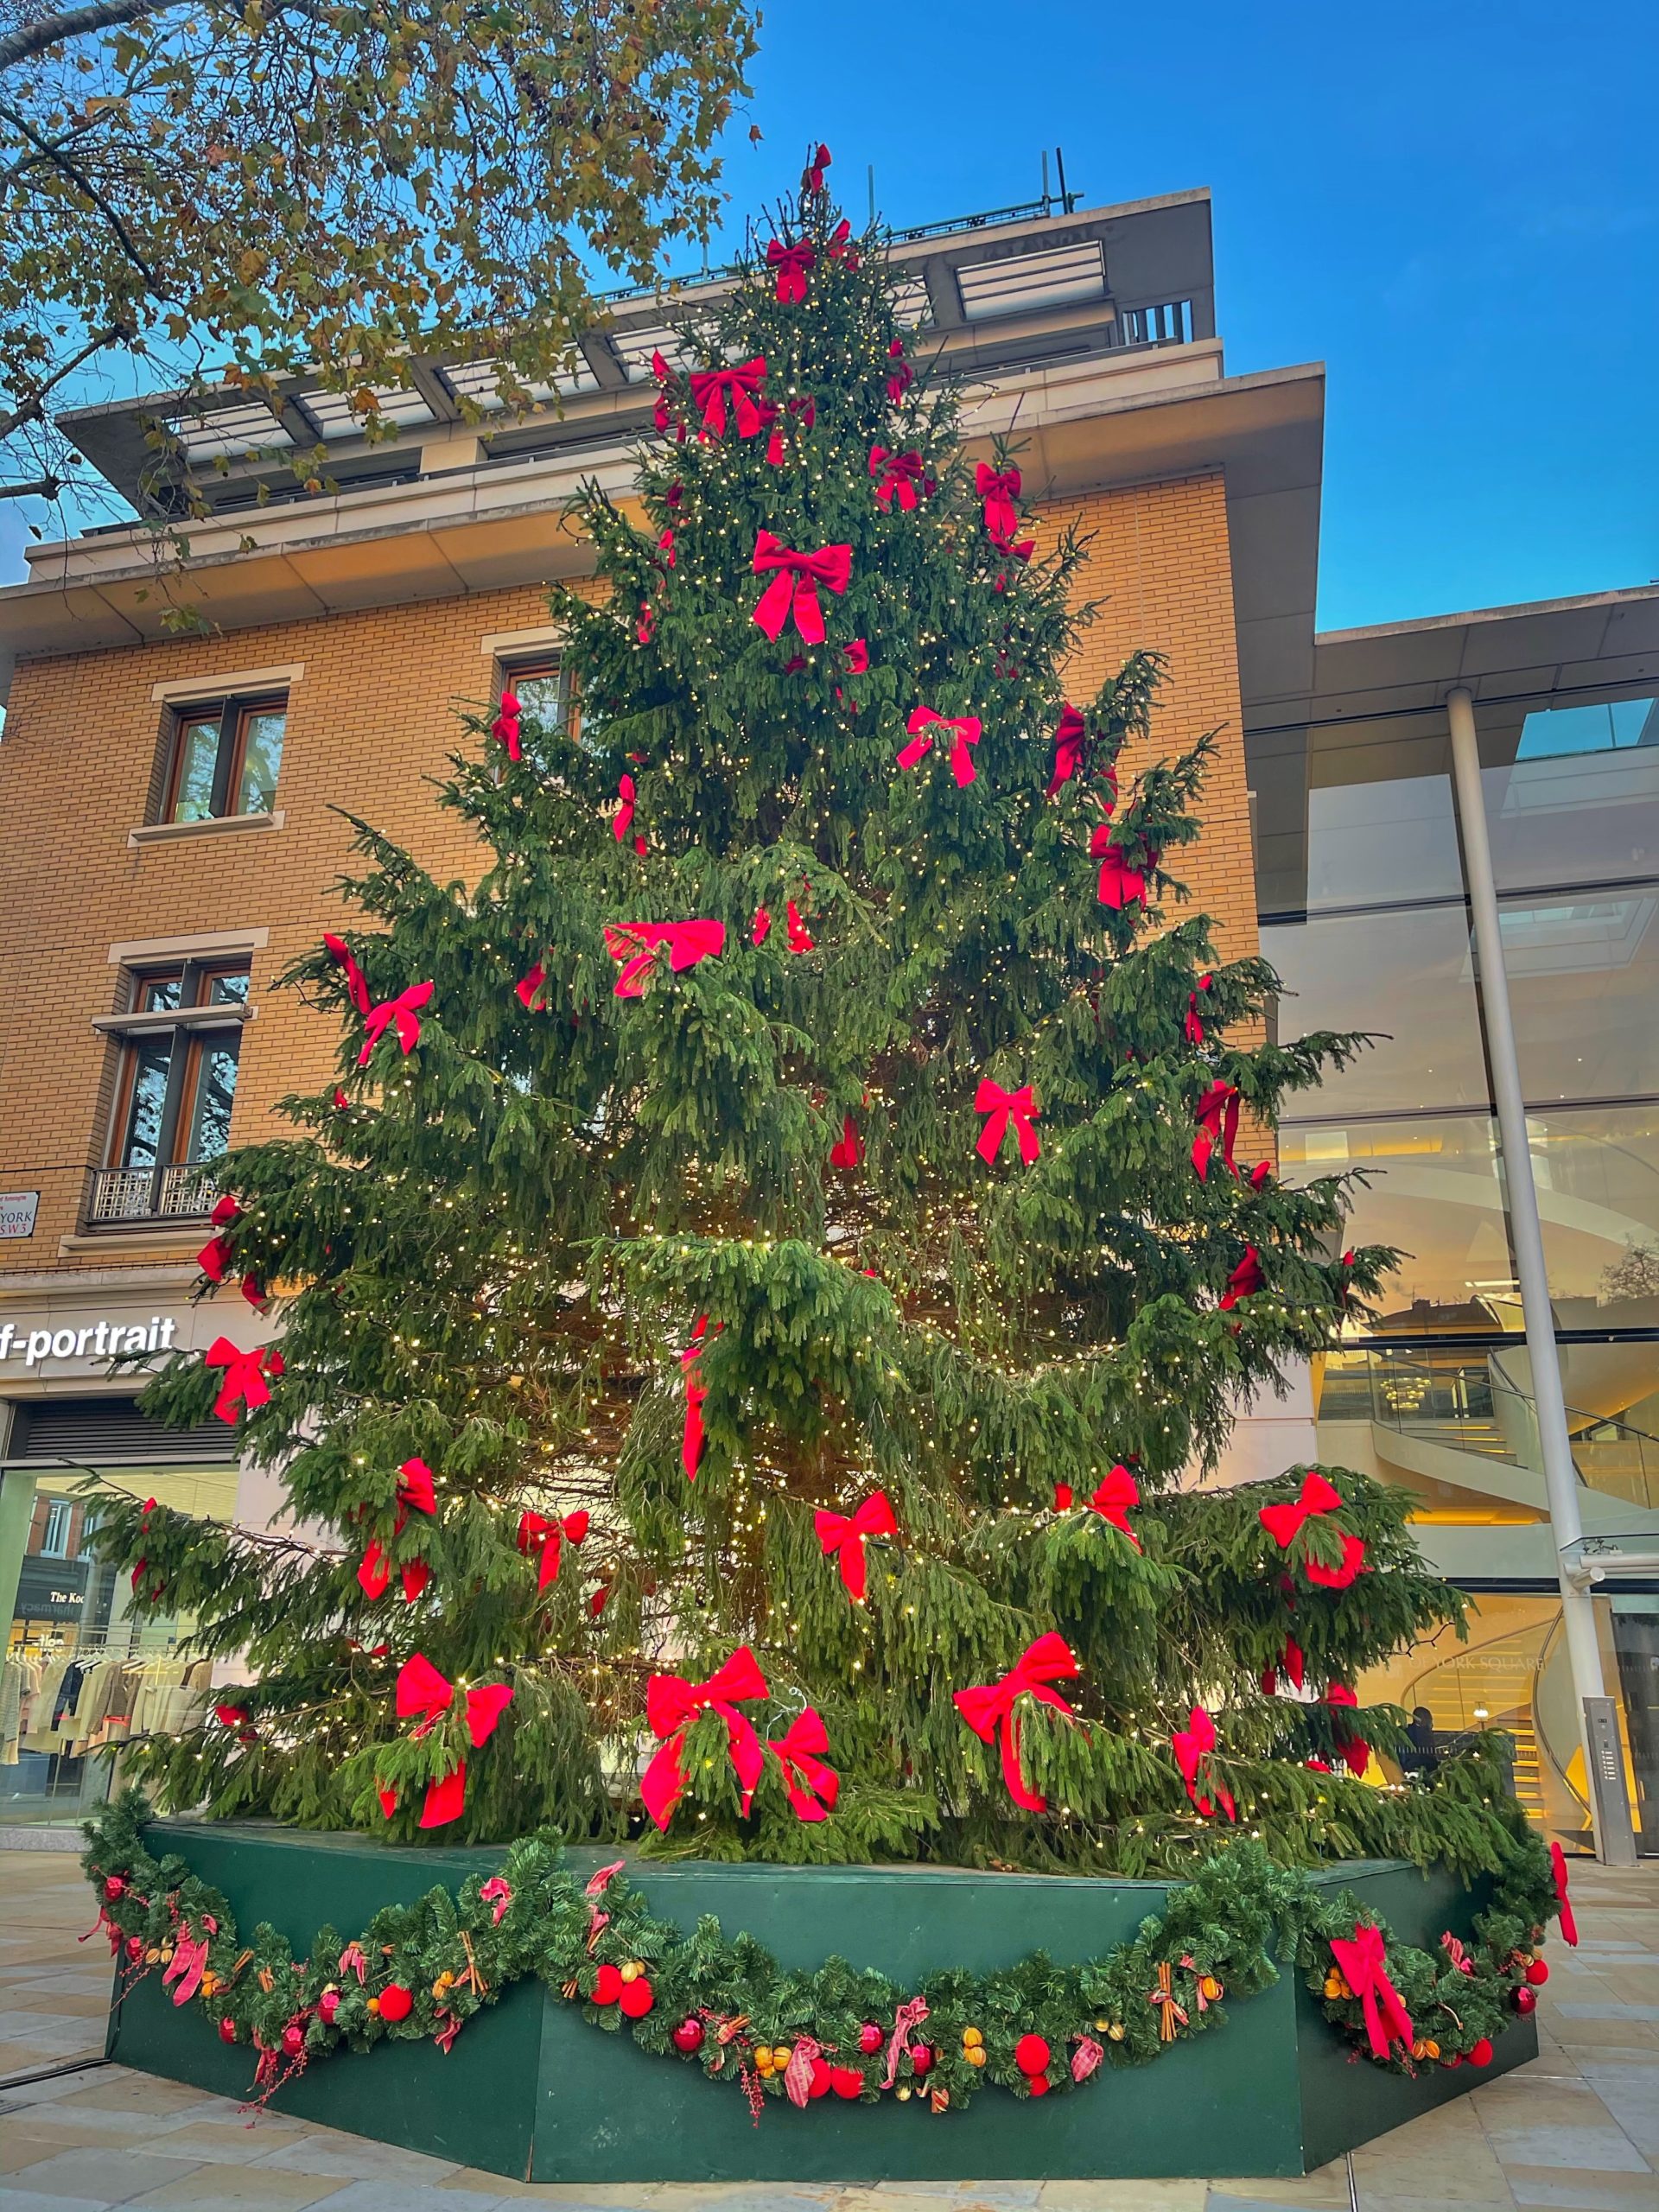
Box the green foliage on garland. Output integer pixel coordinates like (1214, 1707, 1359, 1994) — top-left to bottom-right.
(83, 1783, 1562, 2113)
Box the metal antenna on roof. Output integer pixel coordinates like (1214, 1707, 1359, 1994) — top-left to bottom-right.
(1040, 150, 1051, 213)
(1055, 145, 1072, 213)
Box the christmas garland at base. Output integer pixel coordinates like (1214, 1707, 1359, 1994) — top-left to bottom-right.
(81, 1790, 1567, 2116)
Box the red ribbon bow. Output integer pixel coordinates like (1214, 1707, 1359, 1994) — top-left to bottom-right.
(767, 1707, 839, 1821)
(1172, 1704, 1236, 1820)
(1259, 1470, 1344, 1548)
(491, 690, 522, 761)
(1262, 1634, 1306, 1695)
(751, 529, 853, 643)
(897, 704, 981, 785)
(976, 461, 1022, 545)
(1218, 1246, 1263, 1311)
(814, 1491, 899, 1601)
(975, 1078, 1040, 1166)
(869, 445, 928, 512)
(690, 357, 768, 439)
(880, 1995, 931, 2088)
(603, 919, 726, 998)
(392, 1654, 512, 1827)
(826, 216, 858, 264)
(766, 238, 817, 302)
(1092, 825, 1154, 908)
(323, 932, 371, 1015)
(680, 1313, 717, 1480)
(1329, 1923, 1414, 2061)
(1325, 1683, 1371, 1776)
(1088, 1464, 1141, 1550)
(1440, 1932, 1476, 1977)
(804, 142, 831, 193)
(1550, 1839, 1579, 1944)
(1047, 703, 1086, 795)
(887, 339, 912, 402)
(357, 979, 434, 1066)
(205, 1338, 283, 1423)
(953, 1632, 1081, 1811)
(613, 775, 647, 854)
(641, 1646, 769, 1829)
(516, 1507, 589, 1592)
(1185, 974, 1214, 1045)
(1192, 1080, 1242, 1179)
(829, 1114, 864, 1169)
(359, 1457, 436, 1602)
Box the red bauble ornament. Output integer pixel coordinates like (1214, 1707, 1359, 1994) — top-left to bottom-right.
(620, 1975, 655, 2018)
(1512, 1985, 1537, 2016)
(809, 2058, 833, 2099)
(377, 1983, 413, 2023)
(1526, 1957, 1549, 1986)
(1014, 2033, 1051, 2075)
(592, 1963, 624, 2005)
(282, 2024, 305, 2056)
(858, 2021, 883, 2055)
(219, 2018, 238, 2044)
(125, 1936, 144, 1961)
(1027, 2072, 1050, 2097)
(1469, 2037, 1494, 2067)
(830, 2065, 864, 2099)
(105, 1875, 126, 1900)
(318, 1990, 340, 2025)
(672, 2017, 705, 2053)
(909, 2044, 934, 2077)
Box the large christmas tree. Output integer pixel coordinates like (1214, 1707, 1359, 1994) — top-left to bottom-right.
(101, 150, 1512, 1881)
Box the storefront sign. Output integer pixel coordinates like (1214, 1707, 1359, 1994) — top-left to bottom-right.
(16, 1554, 89, 1622)
(0, 1192, 39, 1238)
(0, 1315, 179, 1369)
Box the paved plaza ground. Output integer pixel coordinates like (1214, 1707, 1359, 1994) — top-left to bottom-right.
(3, 1844, 1657, 2211)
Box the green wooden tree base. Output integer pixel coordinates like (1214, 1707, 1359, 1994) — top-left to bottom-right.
(104, 1820, 1536, 2182)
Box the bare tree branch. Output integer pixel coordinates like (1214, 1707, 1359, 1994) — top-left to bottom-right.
(0, 0, 175, 73)
(0, 98, 156, 281)
(0, 318, 130, 442)
(0, 472, 63, 498)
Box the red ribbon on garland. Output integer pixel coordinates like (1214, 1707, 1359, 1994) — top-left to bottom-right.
(751, 530, 853, 643)
(1088, 1464, 1141, 1550)
(640, 1646, 769, 1829)
(357, 980, 434, 1066)
(767, 1707, 840, 1821)
(689, 358, 768, 439)
(1047, 703, 1086, 795)
(604, 919, 726, 998)
(814, 1491, 898, 1600)
(204, 1338, 283, 1423)
(1328, 1923, 1414, 2062)
(516, 1508, 590, 1592)
(897, 705, 981, 785)
(766, 238, 817, 302)
(953, 1632, 1082, 1812)
(976, 461, 1022, 545)
(1192, 1080, 1242, 1179)
(975, 1079, 1040, 1166)
(869, 445, 928, 512)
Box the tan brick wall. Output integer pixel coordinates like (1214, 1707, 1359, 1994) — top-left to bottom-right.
(0, 470, 1256, 1274)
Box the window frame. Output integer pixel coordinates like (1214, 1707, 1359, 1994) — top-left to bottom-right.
(159, 690, 288, 823)
(105, 958, 251, 1175)
(496, 654, 573, 740)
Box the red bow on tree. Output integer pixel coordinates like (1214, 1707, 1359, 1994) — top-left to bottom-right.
(640, 1646, 769, 1829)
(516, 1508, 589, 1592)
(976, 462, 1022, 545)
(1259, 1470, 1344, 1548)
(1185, 975, 1214, 1045)
(1192, 1080, 1242, 1179)
(681, 1314, 716, 1480)
(1172, 1705, 1236, 1820)
(975, 1078, 1040, 1166)
(751, 530, 853, 643)
(955, 1633, 1081, 1811)
(323, 933, 371, 1016)
(1325, 1683, 1371, 1776)
(898, 705, 981, 785)
(804, 142, 831, 193)
(869, 445, 928, 512)
(766, 238, 817, 302)
(357, 980, 434, 1065)
(826, 217, 858, 265)
(205, 1338, 283, 1423)
(650, 350, 678, 436)
(491, 690, 523, 761)
(1261, 1634, 1306, 1695)
(1089, 1464, 1141, 1550)
(843, 638, 869, 674)
(197, 1191, 241, 1282)
(359, 1457, 437, 1603)
(814, 1492, 899, 1601)
(1329, 1923, 1413, 2061)
(1092, 824, 1153, 908)
(391, 1655, 513, 1828)
(613, 775, 647, 854)
(515, 961, 550, 1012)
(603, 919, 726, 998)
(886, 339, 912, 402)
(829, 1114, 864, 1169)
(1549, 1839, 1579, 1944)
(768, 1707, 839, 1821)
(690, 358, 768, 438)
(1047, 704, 1086, 794)
(1218, 1246, 1263, 1311)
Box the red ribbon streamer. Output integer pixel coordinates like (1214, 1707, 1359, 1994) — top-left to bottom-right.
(516, 1508, 589, 1592)
(814, 1492, 899, 1601)
(976, 461, 1022, 545)
(1093, 826, 1153, 908)
(603, 919, 726, 998)
(1172, 1704, 1236, 1821)
(897, 704, 981, 785)
(640, 1646, 769, 1829)
(1262, 1634, 1306, 1695)
(689, 357, 768, 438)
(975, 1079, 1040, 1166)
(767, 1707, 840, 1821)
(359, 1458, 437, 1602)
(1088, 1464, 1141, 1550)
(766, 238, 817, 302)
(880, 1995, 931, 2088)
(357, 980, 434, 1066)
(887, 340, 912, 403)
(869, 445, 928, 512)
(1185, 974, 1214, 1045)
(1329, 1923, 1414, 2061)
(205, 1338, 283, 1423)
(1218, 1246, 1263, 1311)
(323, 933, 371, 1016)
(613, 775, 646, 853)
(750, 529, 853, 643)
(1550, 1840, 1579, 1944)
(1047, 703, 1086, 795)
(680, 1314, 715, 1480)
(491, 691, 522, 761)
(1192, 1080, 1242, 1179)
(829, 1114, 864, 1170)
(953, 1632, 1081, 1811)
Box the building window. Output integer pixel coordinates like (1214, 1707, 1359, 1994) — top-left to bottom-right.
(39, 1500, 73, 1558)
(161, 693, 287, 823)
(498, 656, 571, 739)
(90, 961, 250, 1225)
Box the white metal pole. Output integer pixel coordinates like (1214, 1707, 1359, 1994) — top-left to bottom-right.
(1446, 685, 1611, 1857)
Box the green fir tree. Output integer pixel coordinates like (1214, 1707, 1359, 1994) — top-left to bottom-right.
(95, 149, 1517, 1881)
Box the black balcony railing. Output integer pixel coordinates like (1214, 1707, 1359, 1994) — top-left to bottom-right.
(86, 1162, 218, 1226)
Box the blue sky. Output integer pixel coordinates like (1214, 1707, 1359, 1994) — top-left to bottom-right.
(5, 0, 1655, 629)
